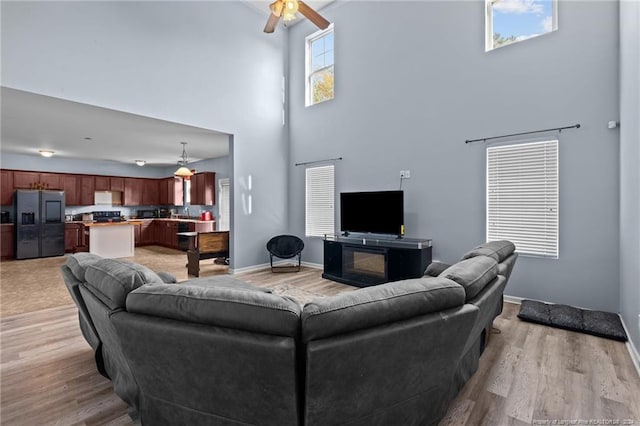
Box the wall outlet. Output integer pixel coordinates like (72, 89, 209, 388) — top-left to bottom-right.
(400, 170, 411, 179)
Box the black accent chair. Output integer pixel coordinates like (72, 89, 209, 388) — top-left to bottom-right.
(266, 235, 304, 273)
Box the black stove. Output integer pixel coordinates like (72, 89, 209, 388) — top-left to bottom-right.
(93, 211, 125, 223)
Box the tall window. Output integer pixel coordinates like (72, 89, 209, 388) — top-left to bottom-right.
(305, 164, 335, 237)
(218, 178, 230, 232)
(487, 139, 559, 258)
(306, 24, 334, 106)
(485, 0, 558, 51)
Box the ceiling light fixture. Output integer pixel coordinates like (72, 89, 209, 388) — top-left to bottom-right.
(39, 150, 54, 158)
(135, 160, 146, 166)
(282, 0, 299, 21)
(174, 142, 194, 177)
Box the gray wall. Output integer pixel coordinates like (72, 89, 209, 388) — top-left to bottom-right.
(619, 0, 640, 353)
(288, 1, 621, 312)
(1, 1, 288, 270)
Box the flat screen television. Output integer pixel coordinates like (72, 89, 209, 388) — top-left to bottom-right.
(340, 190, 404, 236)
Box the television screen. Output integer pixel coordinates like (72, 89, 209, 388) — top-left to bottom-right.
(340, 190, 404, 236)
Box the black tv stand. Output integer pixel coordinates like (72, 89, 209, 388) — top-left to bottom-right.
(322, 235, 432, 288)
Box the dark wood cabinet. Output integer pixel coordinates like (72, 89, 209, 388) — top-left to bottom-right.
(95, 176, 110, 191)
(65, 223, 89, 253)
(39, 173, 62, 189)
(135, 220, 156, 246)
(13, 171, 61, 190)
(79, 176, 95, 205)
(62, 175, 80, 206)
(1, 170, 14, 205)
(110, 177, 125, 192)
(155, 220, 179, 248)
(142, 179, 159, 206)
(190, 172, 215, 206)
(1, 225, 14, 259)
(13, 171, 41, 189)
(124, 178, 143, 206)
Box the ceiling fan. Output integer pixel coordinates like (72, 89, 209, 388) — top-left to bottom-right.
(263, 0, 330, 34)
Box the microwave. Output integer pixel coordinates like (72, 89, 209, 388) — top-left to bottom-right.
(137, 210, 157, 219)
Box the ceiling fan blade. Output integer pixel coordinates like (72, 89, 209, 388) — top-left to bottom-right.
(263, 13, 281, 33)
(264, 0, 284, 34)
(298, 1, 330, 30)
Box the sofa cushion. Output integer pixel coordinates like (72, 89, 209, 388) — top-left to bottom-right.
(65, 253, 103, 282)
(301, 276, 465, 342)
(461, 240, 516, 263)
(440, 256, 498, 301)
(126, 283, 301, 337)
(424, 261, 452, 277)
(84, 259, 165, 310)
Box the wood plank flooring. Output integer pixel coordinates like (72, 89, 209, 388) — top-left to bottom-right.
(1, 247, 639, 425)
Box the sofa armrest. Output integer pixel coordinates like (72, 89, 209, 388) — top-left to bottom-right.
(424, 261, 451, 277)
(156, 271, 178, 284)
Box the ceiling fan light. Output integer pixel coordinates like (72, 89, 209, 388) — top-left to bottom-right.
(283, 0, 298, 21)
(39, 150, 54, 158)
(135, 160, 146, 166)
(174, 166, 193, 177)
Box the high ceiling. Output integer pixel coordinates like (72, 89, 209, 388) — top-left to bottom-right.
(1, 87, 230, 167)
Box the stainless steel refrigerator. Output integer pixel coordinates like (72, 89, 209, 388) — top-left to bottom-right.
(14, 190, 66, 259)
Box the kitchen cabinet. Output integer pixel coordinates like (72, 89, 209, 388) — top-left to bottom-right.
(156, 220, 178, 249)
(65, 223, 89, 253)
(96, 176, 125, 192)
(1, 170, 14, 205)
(135, 220, 156, 246)
(190, 172, 215, 206)
(39, 173, 62, 189)
(1, 225, 14, 259)
(110, 177, 125, 192)
(62, 175, 80, 206)
(95, 176, 110, 191)
(159, 177, 183, 206)
(13, 171, 41, 189)
(79, 176, 95, 205)
(141, 179, 159, 206)
(13, 171, 62, 190)
(124, 178, 143, 206)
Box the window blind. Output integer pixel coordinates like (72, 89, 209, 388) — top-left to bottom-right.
(218, 178, 230, 232)
(305, 164, 335, 237)
(487, 140, 558, 258)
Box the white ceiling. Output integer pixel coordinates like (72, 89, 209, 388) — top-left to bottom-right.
(1, 87, 230, 168)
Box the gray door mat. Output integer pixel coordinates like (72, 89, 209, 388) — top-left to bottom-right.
(517, 300, 628, 342)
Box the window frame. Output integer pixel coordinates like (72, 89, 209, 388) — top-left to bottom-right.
(305, 164, 335, 238)
(305, 23, 334, 107)
(485, 0, 558, 52)
(486, 139, 559, 258)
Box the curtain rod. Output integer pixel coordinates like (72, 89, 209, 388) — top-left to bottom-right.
(465, 124, 581, 144)
(295, 157, 343, 166)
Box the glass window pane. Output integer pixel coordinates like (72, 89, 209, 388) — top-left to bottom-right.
(492, 0, 554, 49)
(312, 54, 324, 71)
(325, 49, 334, 67)
(311, 36, 324, 57)
(311, 66, 334, 104)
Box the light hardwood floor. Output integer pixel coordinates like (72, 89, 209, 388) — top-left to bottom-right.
(1, 248, 639, 425)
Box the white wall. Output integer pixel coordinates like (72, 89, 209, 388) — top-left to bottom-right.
(1, 1, 289, 269)
(619, 0, 640, 353)
(287, 1, 621, 312)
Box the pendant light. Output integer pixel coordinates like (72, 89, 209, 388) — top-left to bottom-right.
(174, 142, 194, 177)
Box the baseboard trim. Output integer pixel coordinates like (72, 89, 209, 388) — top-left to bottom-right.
(503, 294, 524, 305)
(230, 261, 322, 275)
(620, 316, 640, 379)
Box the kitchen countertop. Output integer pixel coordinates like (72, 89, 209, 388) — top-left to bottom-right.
(65, 218, 215, 225)
(83, 220, 144, 227)
(1, 223, 14, 226)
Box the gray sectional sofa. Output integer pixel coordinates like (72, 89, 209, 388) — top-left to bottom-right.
(61, 240, 517, 425)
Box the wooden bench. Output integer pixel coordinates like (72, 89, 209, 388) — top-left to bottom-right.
(187, 231, 229, 277)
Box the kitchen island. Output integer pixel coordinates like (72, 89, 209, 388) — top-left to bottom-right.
(84, 221, 143, 258)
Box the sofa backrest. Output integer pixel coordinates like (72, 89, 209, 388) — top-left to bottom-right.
(83, 258, 165, 310)
(113, 281, 302, 425)
(439, 256, 499, 302)
(126, 282, 301, 337)
(301, 276, 465, 343)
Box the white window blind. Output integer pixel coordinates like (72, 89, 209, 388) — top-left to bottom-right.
(487, 139, 559, 258)
(305, 164, 335, 237)
(218, 178, 230, 232)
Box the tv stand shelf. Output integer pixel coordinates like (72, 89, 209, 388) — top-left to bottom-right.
(322, 234, 432, 288)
